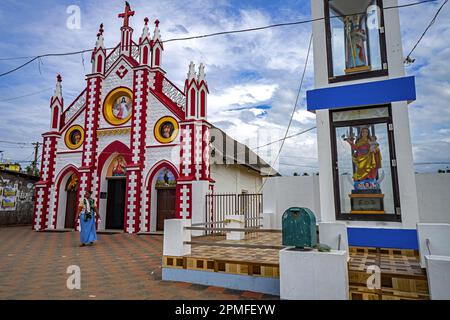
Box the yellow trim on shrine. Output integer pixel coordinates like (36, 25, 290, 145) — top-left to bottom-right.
(65, 125, 84, 150)
(103, 87, 133, 126)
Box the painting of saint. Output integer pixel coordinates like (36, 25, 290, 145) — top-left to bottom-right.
(70, 130, 82, 146)
(112, 156, 127, 176)
(112, 96, 131, 120)
(155, 168, 176, 187)
(160, 122, 174, 139)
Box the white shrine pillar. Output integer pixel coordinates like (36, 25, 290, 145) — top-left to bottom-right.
(307, 0, 420, 248)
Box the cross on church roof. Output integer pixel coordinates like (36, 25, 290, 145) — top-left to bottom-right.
(118, 1, 135, 28)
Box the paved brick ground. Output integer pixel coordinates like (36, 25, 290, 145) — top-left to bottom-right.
(0, 226, 278, 300)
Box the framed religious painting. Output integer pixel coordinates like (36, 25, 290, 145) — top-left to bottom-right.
(154, 116, 179, 143)
(155, 167, 177, 188)
(324, 0, 388, 83)
(329, 105, 401, 222)
(106, 155, 127, 178)
(103, 87, 133, 126)
(65, 125, 84, 150)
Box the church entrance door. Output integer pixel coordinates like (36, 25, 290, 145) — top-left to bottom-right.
(64, 173, 78, 229)
(156, 188, 176, 231)
(65, 189, 77, 228)
(106, 178, 126, 230)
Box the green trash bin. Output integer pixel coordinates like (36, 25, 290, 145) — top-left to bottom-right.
(282, 207, 317, 249)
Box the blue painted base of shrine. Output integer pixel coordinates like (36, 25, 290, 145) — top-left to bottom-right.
(347, 227, 418, 250)
(162, 268, 280, 296)
(306, 76, 416, 111)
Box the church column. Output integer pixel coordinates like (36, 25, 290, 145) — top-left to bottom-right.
(175, 62, 213, 225)
(33, 75, 63, 231)
(78, 75, 103, 197)
(33, 133, 59, 230)
(76, 25, 106, 230)
(124, 66, 150, 233)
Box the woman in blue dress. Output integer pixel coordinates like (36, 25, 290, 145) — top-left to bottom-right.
(75, 190, 99, 246)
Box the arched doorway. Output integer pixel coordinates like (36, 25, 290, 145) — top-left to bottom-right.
(105, 155, 127, 230)
(55, 165, 80, 230)
(155, 167, 177, 231)
(96, 140, 132, 231)
(64, 173, 79, 229)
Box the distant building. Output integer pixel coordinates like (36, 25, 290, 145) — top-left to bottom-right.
(0, 162, 21, 172)
(0, 169, 39, 226)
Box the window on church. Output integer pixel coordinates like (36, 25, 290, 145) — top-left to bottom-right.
(325, 0, 387, 82)
(330, 106, 401, 221)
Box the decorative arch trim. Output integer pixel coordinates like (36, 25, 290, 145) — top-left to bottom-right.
(143, 160, 179, 231)
(53, 164, 80, 229)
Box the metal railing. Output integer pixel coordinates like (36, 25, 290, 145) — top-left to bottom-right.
(205, 193, 263, 235)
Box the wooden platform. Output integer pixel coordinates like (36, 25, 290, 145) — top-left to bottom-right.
(348, 247, 429, 300)
(162, 233, 429, 299)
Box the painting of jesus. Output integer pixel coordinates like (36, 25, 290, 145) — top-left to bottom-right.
(112, 96, 131, 120)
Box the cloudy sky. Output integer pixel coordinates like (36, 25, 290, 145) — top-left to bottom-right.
(0, 0, 449, 175)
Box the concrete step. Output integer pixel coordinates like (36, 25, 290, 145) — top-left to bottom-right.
(137, 231, 164, 236)
(97, 229, 124, 235)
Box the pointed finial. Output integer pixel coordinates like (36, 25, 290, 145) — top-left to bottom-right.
(187, 61, 196, 81)
(198, 63, 206, 82)
(153, 19, 161, 41)
(95, 23, 105, 48)
(141, 17, 150, 40)
(54, 74, 62, 99)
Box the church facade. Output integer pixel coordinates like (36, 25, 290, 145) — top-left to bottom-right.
(32, 3, 270, 234)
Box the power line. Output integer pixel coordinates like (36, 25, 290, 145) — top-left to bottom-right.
(256, 126, 316, 150)
(2, 87, 53, 102)
(259, 33, 313, 185)
(0, 0, 438, 78)
(0, 140, 34, 146)
(404, 0, 448, 63)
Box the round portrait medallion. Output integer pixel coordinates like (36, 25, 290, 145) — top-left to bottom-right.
(65, 125, 84, 150)
(103, 87, 133, 125)
(154, 116, 179, 143)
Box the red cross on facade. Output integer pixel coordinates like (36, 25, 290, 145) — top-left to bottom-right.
(118, 1, 135, 28)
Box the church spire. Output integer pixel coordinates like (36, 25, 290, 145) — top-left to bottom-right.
(151, 19, 163, 68)
(54, 74, 62, 100)
(187, 61, 196, 81)
(118, 1, 135, 56)
(92, 23, 106, 74)
(139, 17, 151, 66)
(95, 23, 105, 49)
(153, 19, 161, 42)
(50, 74, 63, 131)
(141, 17, 149, 40)
(198, 63, 206, 83)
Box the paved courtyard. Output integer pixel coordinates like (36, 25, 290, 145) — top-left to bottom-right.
(0, 226, 277, 300)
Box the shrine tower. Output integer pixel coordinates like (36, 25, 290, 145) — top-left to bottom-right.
(307, 0, 420, 247)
